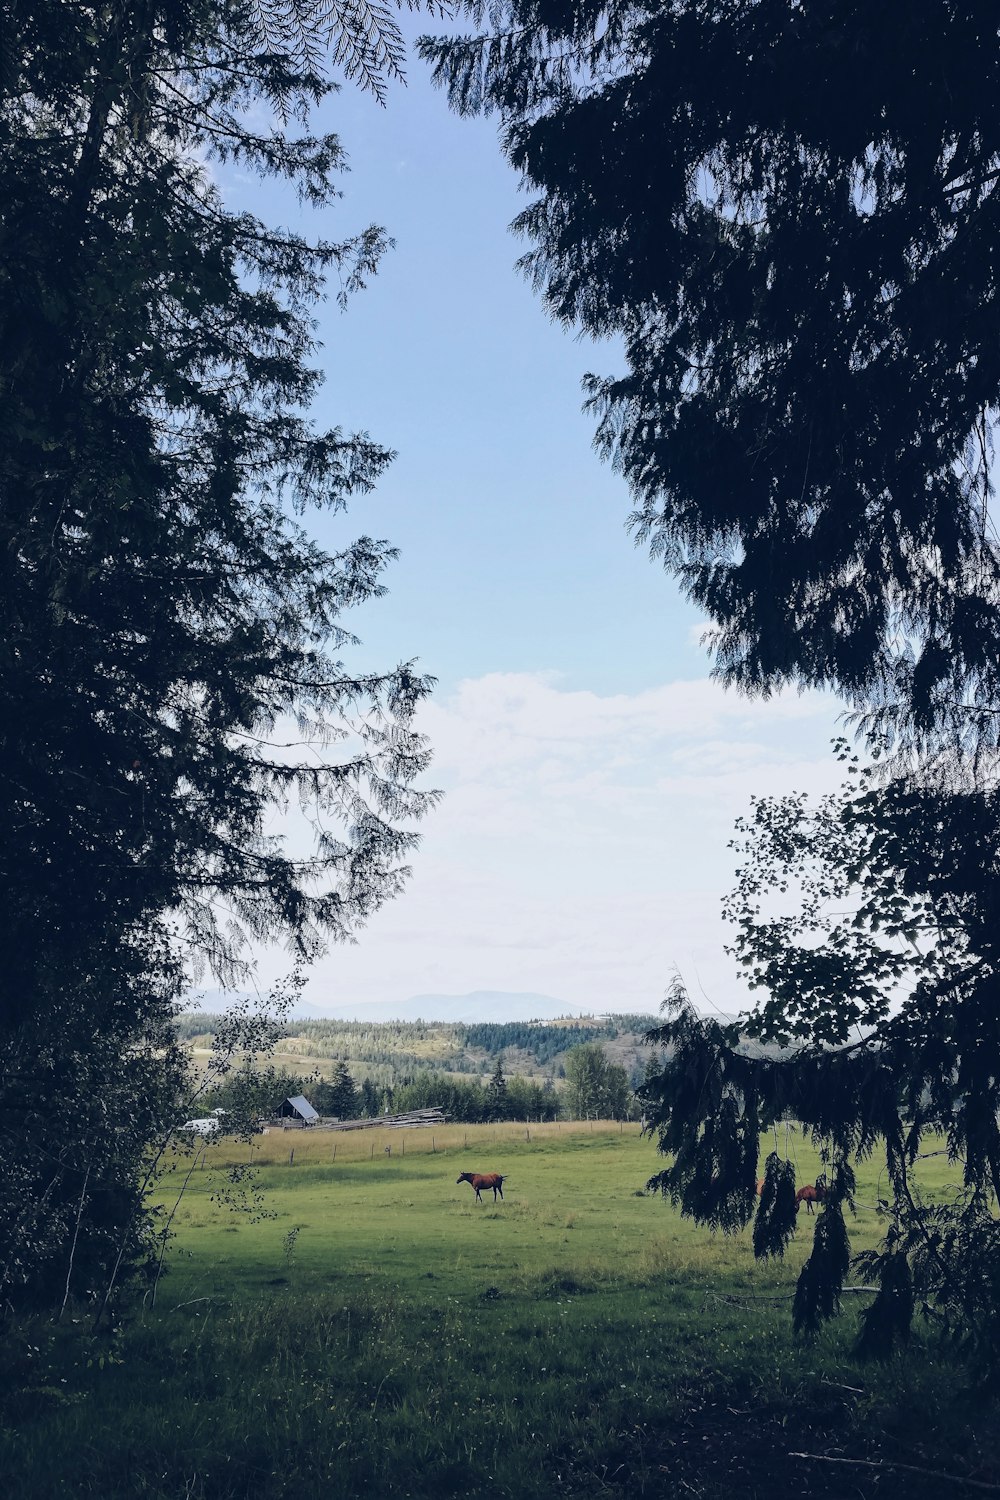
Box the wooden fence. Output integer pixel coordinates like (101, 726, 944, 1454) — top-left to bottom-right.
(265, 1107, 450, 1133)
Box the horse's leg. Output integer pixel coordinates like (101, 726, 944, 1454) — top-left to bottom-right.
(497, 1184, 503, 1200)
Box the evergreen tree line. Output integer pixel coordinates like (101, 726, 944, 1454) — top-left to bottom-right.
(389, 1064, 562, 1123)
(463, 1020, 643, 1065)
(200, 1061, 375, 1124)
(198, 1045, 637, 1124)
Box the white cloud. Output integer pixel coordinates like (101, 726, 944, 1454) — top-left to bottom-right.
(420, 671, 834, 774)
(274, 671, 849, 1015)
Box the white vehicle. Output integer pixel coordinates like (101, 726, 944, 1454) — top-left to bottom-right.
(178, 1117, 219, 1136)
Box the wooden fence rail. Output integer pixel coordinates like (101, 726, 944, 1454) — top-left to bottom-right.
(268, 1108, 451, 1133)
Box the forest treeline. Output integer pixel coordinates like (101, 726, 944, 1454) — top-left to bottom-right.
(199, 1064, 565, 1124)
(197, 1040, 648, 1124)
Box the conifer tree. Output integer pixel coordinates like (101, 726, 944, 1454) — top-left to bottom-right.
(420, 0, 1000, 757)
(486, 1058, 509, 1120)
(0, 0, 436, 1306)
(326, 1061, 361, 1119)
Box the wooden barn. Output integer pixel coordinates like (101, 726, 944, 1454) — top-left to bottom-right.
(277, 1095, 318, 1125)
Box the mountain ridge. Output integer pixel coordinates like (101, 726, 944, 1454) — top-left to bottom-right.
(296, 989, 621, 1025)
(184, 987, 736, 1027)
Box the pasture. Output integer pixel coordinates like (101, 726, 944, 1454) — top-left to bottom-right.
(2, 1123, 996, 1498)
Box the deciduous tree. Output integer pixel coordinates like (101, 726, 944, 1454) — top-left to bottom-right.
(563, 1043, 630, 1121)
(641, 749, 1000, 1372)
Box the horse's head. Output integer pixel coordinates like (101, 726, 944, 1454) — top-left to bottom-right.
(456, 1172, 472, 1185)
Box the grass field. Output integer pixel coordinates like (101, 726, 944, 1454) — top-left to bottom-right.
(2, 1123, 997, 1498)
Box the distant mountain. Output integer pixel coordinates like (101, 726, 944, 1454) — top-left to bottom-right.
(183, 986, 730, 1028)
(299, 990, 602, 1025)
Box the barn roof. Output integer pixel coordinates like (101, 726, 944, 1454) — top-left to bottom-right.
(285, 1095, 318, 1121)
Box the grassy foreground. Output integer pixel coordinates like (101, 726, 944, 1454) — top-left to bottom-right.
(2, 1123, 997, 1498)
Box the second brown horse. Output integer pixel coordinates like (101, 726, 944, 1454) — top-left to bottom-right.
(795, 1183, 827, 1214)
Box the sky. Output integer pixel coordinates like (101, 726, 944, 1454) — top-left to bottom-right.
(211, 18, 849, 1020)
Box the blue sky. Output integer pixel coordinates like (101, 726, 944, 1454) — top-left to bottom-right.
(217, 20, 847, 1018)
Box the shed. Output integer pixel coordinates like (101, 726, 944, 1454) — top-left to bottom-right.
(278, 1095, 319, 1124)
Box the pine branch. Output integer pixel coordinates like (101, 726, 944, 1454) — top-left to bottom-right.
(248, 0, 413, 109)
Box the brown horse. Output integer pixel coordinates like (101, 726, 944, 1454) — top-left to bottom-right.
(795, 1183, 827, 1215)
(457, 1171, 505, 1203)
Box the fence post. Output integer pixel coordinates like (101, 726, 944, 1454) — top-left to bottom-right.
(289, 1148, 294, 1166)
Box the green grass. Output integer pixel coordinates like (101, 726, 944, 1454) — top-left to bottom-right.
(2, 1124, 996, 1499)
